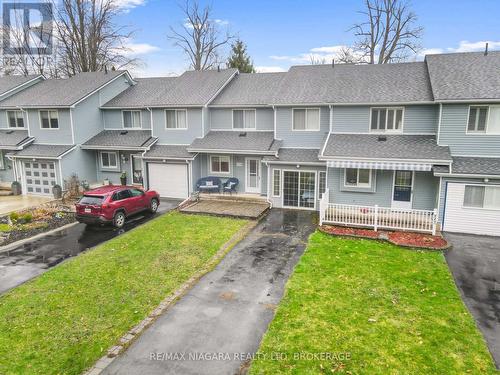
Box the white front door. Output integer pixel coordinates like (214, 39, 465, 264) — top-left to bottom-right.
(245, 158, 260, 193)
(392, 170, 413, 209)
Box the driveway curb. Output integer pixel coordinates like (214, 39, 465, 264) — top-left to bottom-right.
(83, 219, 258, 375)
(0, 222, 79, 254)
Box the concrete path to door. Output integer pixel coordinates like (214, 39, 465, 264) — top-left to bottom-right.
(445, 232, 500, 369)
(103, 209, 317, 375)
(0, 195, 52, 216)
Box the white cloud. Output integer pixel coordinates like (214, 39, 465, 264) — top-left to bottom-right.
(214, 19, 229, 26)
(450, 40, 500, 53)
(122, 40, 160, 56)
(184, 18, 230, 29)
(255, 66, 286, 73)
(114, 0, 146, 11)
(270, 45, 364, 64)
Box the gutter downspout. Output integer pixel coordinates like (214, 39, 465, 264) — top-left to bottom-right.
(264, 161, 273, 208)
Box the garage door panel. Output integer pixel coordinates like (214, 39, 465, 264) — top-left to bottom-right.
(444, 183, 500, 236)
(148, 163, 188, 199)
(24, 161, 56, 196)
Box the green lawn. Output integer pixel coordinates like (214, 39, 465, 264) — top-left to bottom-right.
(250, 232, 496, 375)
(0, 212, 247, 375)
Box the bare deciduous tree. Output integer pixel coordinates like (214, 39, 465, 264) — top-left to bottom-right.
(309, 54, 327, 65)
(54, 0, 138, 76)
(351, 0, 423, 63)
(169, 0, 233, 70)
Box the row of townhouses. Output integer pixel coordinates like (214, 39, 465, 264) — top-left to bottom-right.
(0, 51, 499, 236)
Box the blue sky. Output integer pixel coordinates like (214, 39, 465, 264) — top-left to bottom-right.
(115, 0, 500, 77)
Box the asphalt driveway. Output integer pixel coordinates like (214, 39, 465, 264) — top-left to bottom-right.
(445, 232, 500, 369)
(103, 209, 317, 375)
(0, 199, 181, 294)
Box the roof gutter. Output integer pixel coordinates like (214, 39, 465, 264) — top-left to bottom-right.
(318, 155, 453, 165)
(186, 148, 277, 155)
(433, 172, 500, 179)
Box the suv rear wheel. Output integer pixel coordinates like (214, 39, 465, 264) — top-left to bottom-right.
(150, 198, 159, 213)
(113, 211, 126, 228)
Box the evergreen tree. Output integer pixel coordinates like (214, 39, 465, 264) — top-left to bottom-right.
(227, 39, 255, 73)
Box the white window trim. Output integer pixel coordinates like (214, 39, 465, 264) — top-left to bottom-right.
(343, 168, 372, 189)
(122, 110, 142, 129)
(466, 105, 500, 135)
(165, 109, 188, 130)
(39, 109, 59, 130)
(318, 171, 327, 199)
(0, 150, 4, 169)
(209, 155, 231, 174)
(100, 151, 119, 170)
(462, 184, 500, 211)
(232, 109, 256, 130)
(272, 169, 281, 197)
(292, 108, 321, 131)
(6, 110, 25, 128)
(369, 107, 404, 133)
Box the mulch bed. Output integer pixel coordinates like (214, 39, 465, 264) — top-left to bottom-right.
(319, 225, 450, 250)
(0, 201, 77, 247)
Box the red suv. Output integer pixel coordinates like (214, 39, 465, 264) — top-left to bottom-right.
(75, 185, 160, 228)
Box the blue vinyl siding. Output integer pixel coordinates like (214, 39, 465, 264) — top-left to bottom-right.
(27, 108, 73, 144)
(152, 108, 203, 144)
(209, 108, 274, 131)
(60, 148, 97, 184)
(332, 105, 438, 134)
(0, 153, 14, 183)
(412, 171, 439, 210)
(275, 106, 329, 148)
(439, 104, 500, 156)
(103, 109, 151, 130)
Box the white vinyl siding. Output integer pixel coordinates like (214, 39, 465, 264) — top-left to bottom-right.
(293, 108, 320, 131)
(370, 107, 403, 132)
(233, 109, 256, 129)
(123, 110, 141, 128)
(40, 110, 59, 129)
(7, 110, 24, 128)
(165, 109, 187, 129)
(100, 151, 118, 169)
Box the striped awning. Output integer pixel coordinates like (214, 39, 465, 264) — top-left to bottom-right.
(327, 160, 433, 171)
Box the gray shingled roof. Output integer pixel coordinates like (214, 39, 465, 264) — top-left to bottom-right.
(263, 148, 322, 163)
(445, 157, 500, 176)
(0, 75, 41, 97)
(271, 62, 433, 105)
(102, 77, 177, 108)
(426, 51, 500, 101)
(12, 144, 74, 158)
(211, 72, 286, 105)
(0, 71, 128, 107)
(82, 130, 156, 149)
(143, 144, 195, 159)
(0, 130, 33, 149)
(188, 131, 280, 153)
(322, 134, 452, 161)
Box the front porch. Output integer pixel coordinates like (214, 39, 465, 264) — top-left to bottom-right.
(181, 193, 269, 219)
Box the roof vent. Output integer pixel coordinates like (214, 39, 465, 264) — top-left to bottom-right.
(332, 58, 335, 68)
(378, 135, 387, 142)
(484, 42, 489, 56)
(239, 132, 247, 137)
(120, 130, 128, 135)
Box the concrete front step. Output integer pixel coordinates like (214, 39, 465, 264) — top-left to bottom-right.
(198, 193, 267, 204)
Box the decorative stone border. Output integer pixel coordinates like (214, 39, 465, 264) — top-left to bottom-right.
(318, 225, 451, 251)
(83, 220, 258, 375)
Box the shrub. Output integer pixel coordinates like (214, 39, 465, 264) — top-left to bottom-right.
(0, 223, 11, 232)
(20, 213, 33, 223)
(9, 212, 19, 222)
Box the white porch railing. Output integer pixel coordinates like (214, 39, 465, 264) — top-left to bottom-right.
(319, 189, 438, 235)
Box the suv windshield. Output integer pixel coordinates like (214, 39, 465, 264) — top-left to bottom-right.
(79, 195, 104, 205)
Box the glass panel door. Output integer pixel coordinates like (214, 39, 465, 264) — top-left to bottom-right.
(283, 171, 316, 209)
(299, 172, 316, 208)
(283, 171, 299, 207)
(245, 158, 260, 193)
(392, 171, 413, 209)
(132, 155, 143, 185)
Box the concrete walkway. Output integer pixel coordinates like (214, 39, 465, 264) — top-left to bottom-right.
(103, 209, 316, 375)
(0, 195, 52, 215)
(445, 233, 500, 369)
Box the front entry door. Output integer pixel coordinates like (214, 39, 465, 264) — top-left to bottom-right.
(392, 171, 413, 209)
(245, 158, 260, 193)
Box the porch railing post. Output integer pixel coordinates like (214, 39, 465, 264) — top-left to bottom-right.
(432, 208, 438, 236)
(374, 205, 378, 232)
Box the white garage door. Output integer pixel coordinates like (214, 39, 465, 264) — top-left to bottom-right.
(443, 182, 500, 236)
(148, 163, 188, 199)
(24, 161, 57, 196)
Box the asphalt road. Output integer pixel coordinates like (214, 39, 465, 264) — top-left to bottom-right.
(0, 199, 181, 295)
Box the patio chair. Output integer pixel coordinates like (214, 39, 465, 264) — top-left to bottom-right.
(223, 177, 239, 195)
(196, 176, 222, 194)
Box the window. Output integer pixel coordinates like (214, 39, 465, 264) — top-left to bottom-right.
(130, 188, 144, 197)
(318, 171, 326, 198)
(272, 169, 281, 197)
(344, 168, 371, 188)
(112, 189, 131, 201)
(370, 108, 403, 132)
(40, 110, 59, 129)
(100, 151, 118, 169)
(468, 105, 500, 133)
(165, 109, 187, 129)
(210, 155, 230, 173)
(7, 110, 24, 128)
(464, 185, 500, 210)
(293, 108, 320, 131)
(233, 109, 256, 129)
(123, 110, 141, 128)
